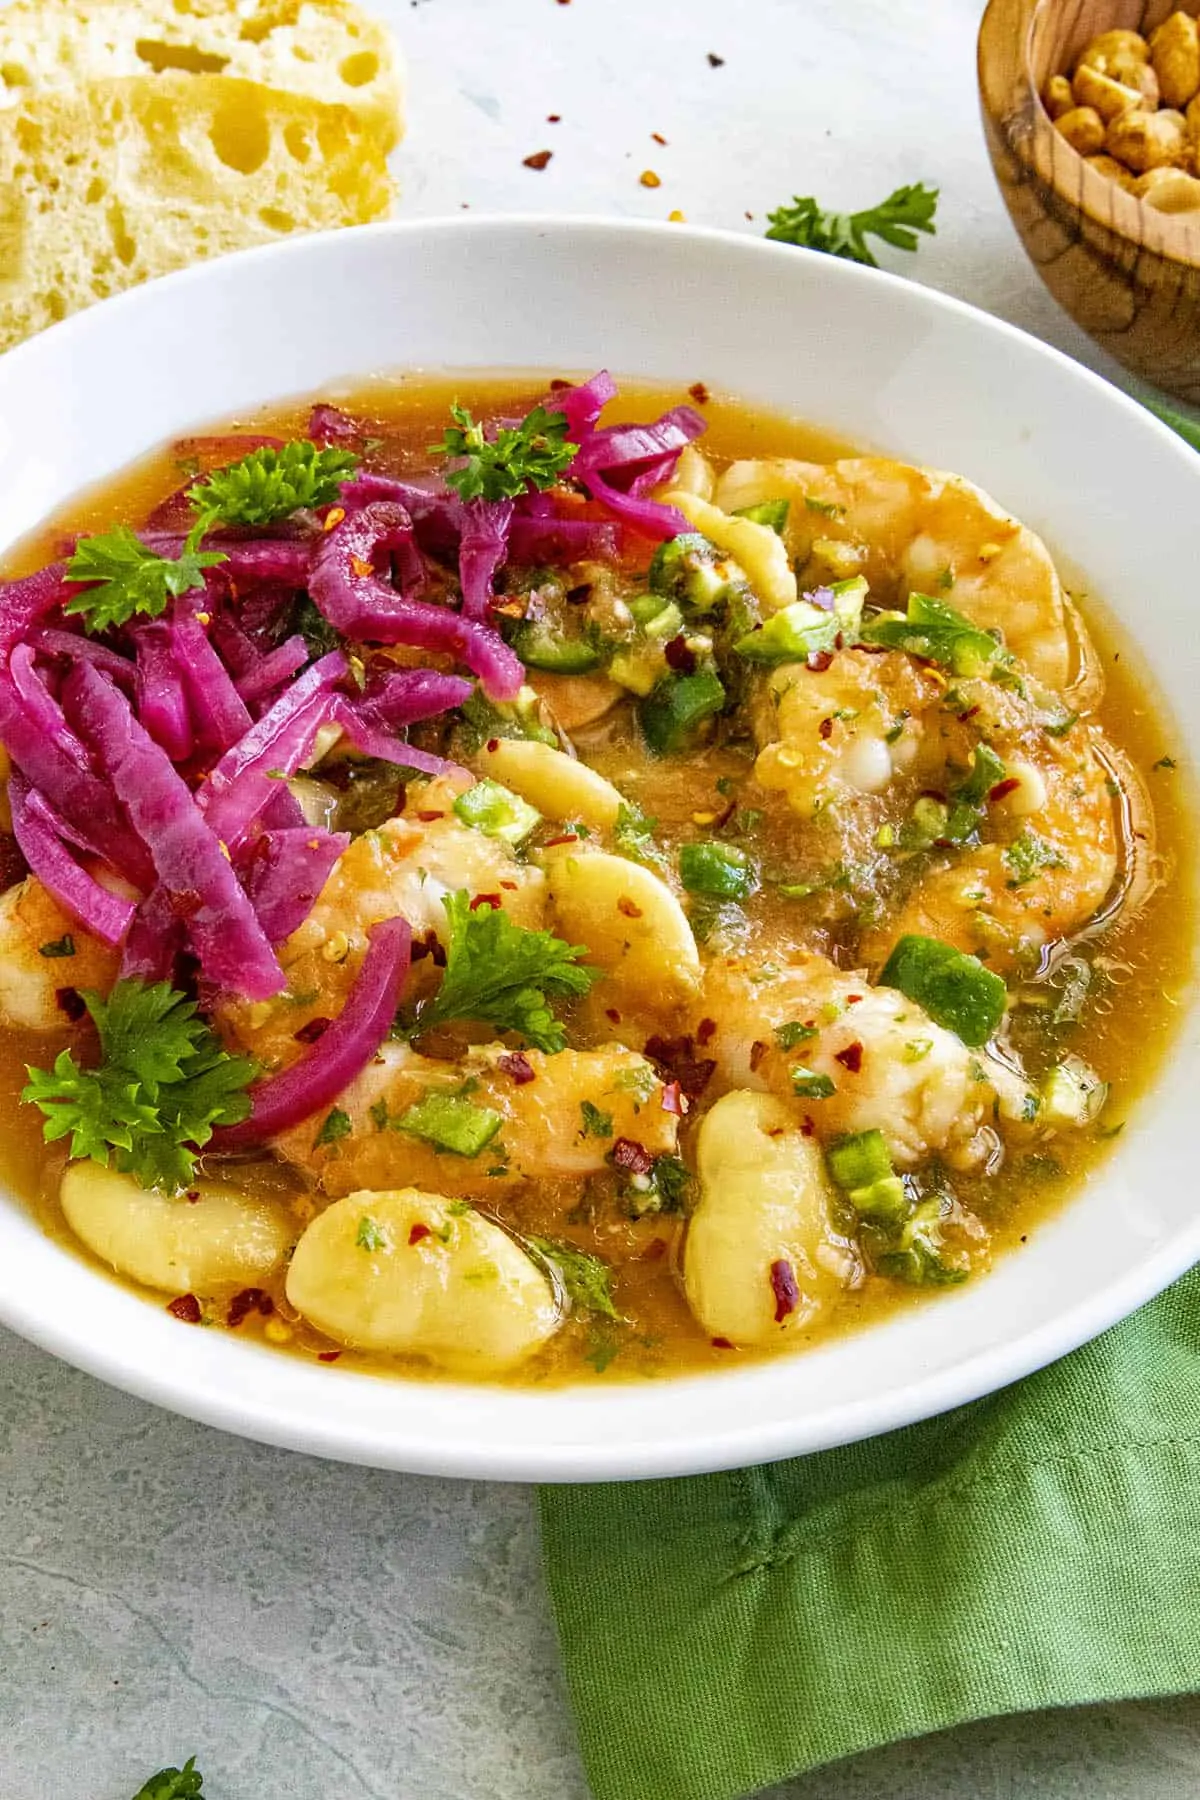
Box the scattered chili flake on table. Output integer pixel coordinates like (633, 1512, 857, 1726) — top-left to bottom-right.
(707, 51, 725, 66)
(640, 170, 662, 189)
(547, 113, 562, 123)
(651, 132, 667, 146)
(524, 150, 553, 171)
(689, 381, 710, 404)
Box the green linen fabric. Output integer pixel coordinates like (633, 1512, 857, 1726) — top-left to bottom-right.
(540, 396, 1200, 1800)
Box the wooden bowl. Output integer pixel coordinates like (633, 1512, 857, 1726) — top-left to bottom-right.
(979, 0, 1200, 399)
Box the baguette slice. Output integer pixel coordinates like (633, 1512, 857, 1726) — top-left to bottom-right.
(0, 75, 394, 353)
(0, 0, 403, 151)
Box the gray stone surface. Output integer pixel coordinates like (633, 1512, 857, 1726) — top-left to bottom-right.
(3, 0, 1200, 1794)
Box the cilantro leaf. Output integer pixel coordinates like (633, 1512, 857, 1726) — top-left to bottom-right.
(188, 440, 358, 529)
(23, 981, 255, 1193)
(412, 893, 599, 1052)
(132, 1757, 203, 1799)
(613, 802, 669, 873)
(431, 402, 578, 503)
(65, 526, 226, 634)
(1003, 829, 1066, 888)
(765, 182, 938, 268)
(526, 1237, 620, 1318)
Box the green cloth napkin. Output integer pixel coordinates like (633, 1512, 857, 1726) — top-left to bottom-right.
(540, 395, 1200, 1800)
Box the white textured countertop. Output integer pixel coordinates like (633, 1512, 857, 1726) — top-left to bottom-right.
(3, 2, 1200, 1796)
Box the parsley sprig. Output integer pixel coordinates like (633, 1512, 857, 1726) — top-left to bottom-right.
(766, 182, 938, 268)
(411, 892, 598, 1052)
(23, 981, 255, 1193)
(431, 402, 578, 503)
(188, 440, 358, 530)
(65, 526, 226, 635)
(132, 1759, 203, 1800)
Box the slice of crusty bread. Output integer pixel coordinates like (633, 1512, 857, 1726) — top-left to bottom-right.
(0, 0, 403, 151)
(0, 74, 395, 352)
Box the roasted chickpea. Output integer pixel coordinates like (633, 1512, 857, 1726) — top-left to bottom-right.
(1149, 10, 1200, 110)
(1055, 105, 1106, 156)
(1072, 62, 1145, 121)
(1132, 165, 1200, 209)
(1106, 106, 1188, 171)
(1083, 152, 1140, 192)
(1042, 73, 1075, 120)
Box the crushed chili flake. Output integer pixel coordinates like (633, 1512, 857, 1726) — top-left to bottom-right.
(185, 1189, 201, 1204)
(707, 51, 725, 66)
(294, 1016, 332, 1044)
(643, 1032, 716, 1102)
(227, 1287, 273, 1329)
(167, 1293, 202, 1324)
(835, 1041, 864, 1073)
(688, 383, 711, 405)
(416, 810, 445, 822)
(800, 1117, 816, 1136)
(317, 1350, 342, 1362)
(470, 892, 503, 910)
(847, 994, 863, 1005)
(770, 1258, 801, 1324)
(351, 556, 374, 578)
(819, 716, 834, 741)
(605, 1007, 622, 1024)
(486, 737, 500, 752)
(639, 169, 662, 188)
(617, 895, 643, 918)
(807, 650, 834, 673)
(499, 879, 518, 891)
(660, 1080, 686, 1115)
(651, 131, 668, 146)
(547, 113, 562, 123)
(499, 1051, 536, 1085)
(958, 703, 981, 722)
(696, 1016, 717, 1044)
(524, 150, 553, 171)
(989, 777, 1021, 802)
(543, 832, 581, 848)
(711, 1336, 735, 1349)
(408, 1222, 433, 1246)
(749, 1039, 767, 1072)
(664, 634, 697, 674)
(611, 1136, 654, 1176)
(56, 986, 86, 1022)
(323, 506, 346, 532)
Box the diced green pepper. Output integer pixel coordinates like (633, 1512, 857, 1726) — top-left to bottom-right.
(860, 591, 1013, 678)
(638, 667, 726, 754)
(792, 1069, 835, 1099)
(734, 599, 837, 665)
(509, 616, 606, 673)
(648, 532, 742, 611)
(943, 743, 1007, 843)
(453, 778, 541, 847)
(874, 1195, 969, 1286)
(458, 685, 557, 749)
(879, 934, 1007, 1047)
(393, 1092, 503, 1157)
(1041, 1054, 1108, 1128)
(825, 1128, 908, 1225)
(732, 499, 790, 534)
(678, 840, 757, 900)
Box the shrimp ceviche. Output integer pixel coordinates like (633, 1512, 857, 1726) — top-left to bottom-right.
(0, 372, 1186, 1384)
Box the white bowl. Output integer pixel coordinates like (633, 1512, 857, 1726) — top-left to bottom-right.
(0, 217, 1196, 1481)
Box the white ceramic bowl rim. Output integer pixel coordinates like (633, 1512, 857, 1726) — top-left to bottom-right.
(0, 215, 1195, 1482)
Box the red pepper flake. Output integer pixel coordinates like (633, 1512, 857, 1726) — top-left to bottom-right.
(846, 994, 863, 1005)
(185, 1189, 201, 1204)
(835, 1041, 864, 1074)
(470, 892, 503, 910)
(543, 832, 581, 849)
(611, 1136, 653, 1176)
(689, 384, 711, 409)
(800, 1116, 815, 1136)
(323, 505, 346, 532)
(408, 1222, 433, 1246)
(605, 1007, 622, 1025)
(227, 1287, 273, 1329)
(499, 1051, 536, 1085)
(641, 1237, 668, 1261)
(486, 737, 500, 752)
(294, 1015, 332, 1044)
(547, 113, 562, 123)
(317, 1350, 342, 1363)
(56, 986, 86, 1022)
(499, 879, 518, 891)
(617, 895, 643, 919)
(819, 716, 834, 741)
(989, 777, 1021, 802)
(351, 556, 374, 578)
(748, 1039, 767, 1072)
(770, 1258, 801, 1324)
(416, 810, 445, 822)
(660, 1080, 686, 1115)
(807, 650, 834, 673)
(707, 51, 725, 66)
(524, 150, 553, 171)
(167, 1293, 202, 1324)
(958, 703, 981, 722)
(643, 1032, 716, 1102)
(651, 132, 668, 146)
(711, 1336, 735, 1349)
(696, 1016, 717, 1045)
(664, 634, 696, 674)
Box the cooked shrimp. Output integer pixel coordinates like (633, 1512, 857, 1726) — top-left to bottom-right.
(273, 1039, 678, 1197)
(0, 877, 120, 1029)
(714, 456, 1074, 690)
(217, 778, 546, 1067)
(695, 953, 1036, 1170)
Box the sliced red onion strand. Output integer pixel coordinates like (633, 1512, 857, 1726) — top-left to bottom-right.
(119, 887, 184, 984)
(234, 635, 310, 705)
(236, 826, 349, 945)
(197, 652, 347, 845)
(208, 915, 412, 1150)
(27, 629, 136, 687)
(330, 697, 465, 779)
(9, 774, 137, 948)
(458, 498, 514, 621)
(544, 369, 617, 440)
